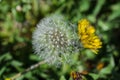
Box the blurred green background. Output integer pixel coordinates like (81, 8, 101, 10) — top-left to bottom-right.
(0, 0, 120, 80)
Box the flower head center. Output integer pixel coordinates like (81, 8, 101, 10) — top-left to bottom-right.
(48, 28, 68, 49)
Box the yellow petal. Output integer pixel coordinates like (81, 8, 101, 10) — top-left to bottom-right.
(94, 39, 100, 42)
(87, 26, 95, 34)
(81, 35, 88, 40)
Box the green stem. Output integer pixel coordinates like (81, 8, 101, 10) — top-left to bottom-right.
(9, 60, 46, 80)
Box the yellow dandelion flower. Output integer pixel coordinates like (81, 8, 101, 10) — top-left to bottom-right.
(78, 19, 102, 54)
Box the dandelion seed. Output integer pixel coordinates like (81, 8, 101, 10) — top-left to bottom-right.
(32, 15, 79, 66)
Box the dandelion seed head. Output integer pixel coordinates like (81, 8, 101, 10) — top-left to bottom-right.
(32, 15, 79, 66)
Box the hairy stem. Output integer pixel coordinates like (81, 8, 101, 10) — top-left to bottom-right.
(9, 60, 46, 80)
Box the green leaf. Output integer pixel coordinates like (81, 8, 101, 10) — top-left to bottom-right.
(108, 3, 120, 21)
(69, 77, 73, 80)
(0, 53, 12, 62)
(29, 54, 40, 61)
(99, 55, 115, 75)
(0, 67, 6, 76)
(60, 76, 66, 80)
(24, 72, 32, 79)
(79, 0, 90, 12)
(11, 60, 22, 66)
(89, 73, 99, 80)
(85, 50, 96, 59)
(93, 0, 106, 16)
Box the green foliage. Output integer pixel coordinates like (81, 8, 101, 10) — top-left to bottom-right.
(0, 0, 120, 80)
